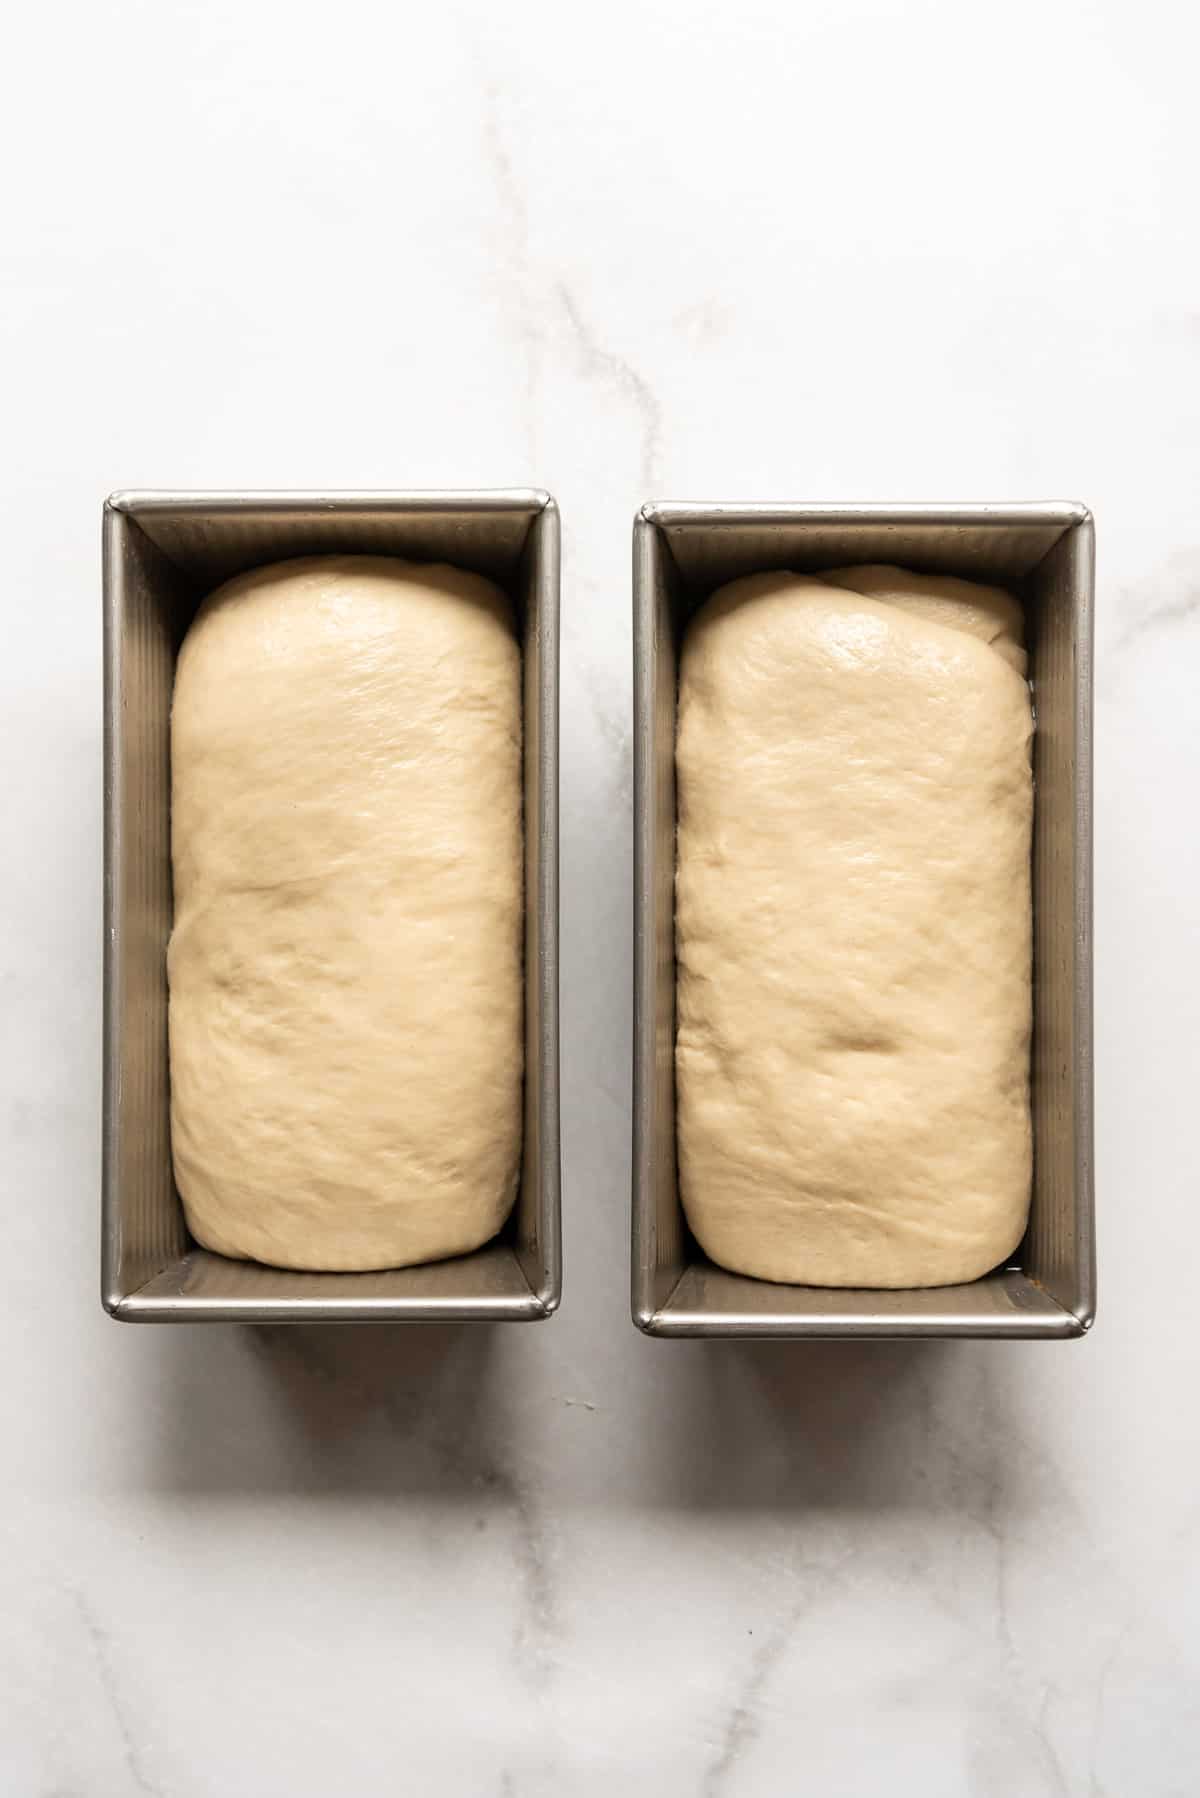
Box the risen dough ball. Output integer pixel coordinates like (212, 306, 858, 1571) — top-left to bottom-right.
(675, 565, 1033, 1289)
(168, 556, 522, 1272)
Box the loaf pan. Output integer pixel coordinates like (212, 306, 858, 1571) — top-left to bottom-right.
(632, 502, 1094, 1339)
(103, 490, 561, 1322)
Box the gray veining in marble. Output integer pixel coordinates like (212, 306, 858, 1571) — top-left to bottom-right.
(74, 1593, 162, 1798)
(558, 281, 664, 491)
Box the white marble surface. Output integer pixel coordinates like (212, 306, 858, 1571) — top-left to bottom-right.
(3, 0, 1199, 1791)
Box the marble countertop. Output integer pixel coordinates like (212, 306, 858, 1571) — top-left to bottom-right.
(3, 0, 1198, 1791)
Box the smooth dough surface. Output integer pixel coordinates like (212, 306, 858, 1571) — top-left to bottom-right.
(675, 565, 1033, 1288)
(168, 556, 522, 1272)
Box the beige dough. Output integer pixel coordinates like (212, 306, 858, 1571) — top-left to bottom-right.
(168, 556, 522, 1272)
(675, 565, 1033, 1289)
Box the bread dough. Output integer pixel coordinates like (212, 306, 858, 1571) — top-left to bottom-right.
(168, 556, 522, 1272)
(675, 565, 1033, 1289)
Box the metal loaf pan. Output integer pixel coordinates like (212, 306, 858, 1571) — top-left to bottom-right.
(103, 490, 561, 1323)
(633, 502, 1094, 1339)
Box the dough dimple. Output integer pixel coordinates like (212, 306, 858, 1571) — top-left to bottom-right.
(675, 565, 1033, 1290)
(168, 555, 523, 1272)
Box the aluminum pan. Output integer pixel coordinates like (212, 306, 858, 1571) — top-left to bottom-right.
(103, 490, 560, 1323)
(632, 501, 1094, 1339)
